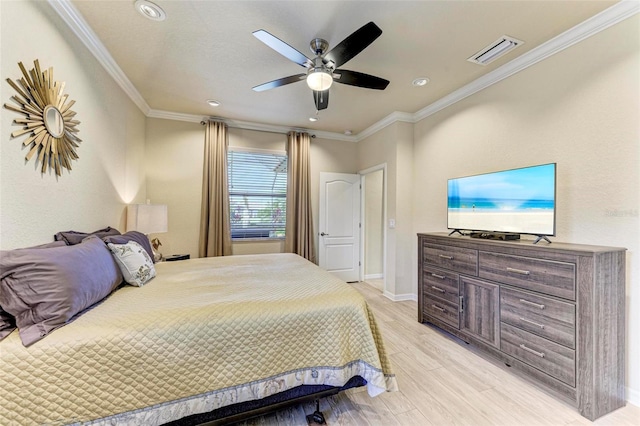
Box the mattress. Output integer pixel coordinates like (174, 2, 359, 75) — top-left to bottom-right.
(0, 253, 397, 425)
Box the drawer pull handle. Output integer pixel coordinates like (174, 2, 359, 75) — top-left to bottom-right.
(519, 317, 545, 329)
(519, 299, 546, 310)
(431, 285, 446, 293)
(507, 267, 531, 275)
(519, 344, 545, 358)
(431, 304, 446, 313)
(431, 273, 446, 280)
(438, 254, 454, 260)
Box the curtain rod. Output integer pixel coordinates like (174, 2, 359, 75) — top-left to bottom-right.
(200, 118, 316, 138)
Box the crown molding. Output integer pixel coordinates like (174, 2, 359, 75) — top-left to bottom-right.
(147, 109, 358, 142)
(49, 0, 637, 142)
(412, 0, 640, 124)
(47, 0, 151, 115)
(146, 109, 202, 123)
(355, 111, 415, 142)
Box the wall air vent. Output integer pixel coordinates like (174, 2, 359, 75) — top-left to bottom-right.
(467, 36, 524, 66)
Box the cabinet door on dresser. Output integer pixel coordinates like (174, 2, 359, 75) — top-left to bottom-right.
(460, 276, 500, 348)
(417, 233, 626, 421)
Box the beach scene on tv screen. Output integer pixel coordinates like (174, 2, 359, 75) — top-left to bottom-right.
(448, 164, 555, 235)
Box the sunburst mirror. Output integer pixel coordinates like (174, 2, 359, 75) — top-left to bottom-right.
(4, 60, 81, 175)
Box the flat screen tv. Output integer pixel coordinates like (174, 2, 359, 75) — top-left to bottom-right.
(447, 163, 556, 241)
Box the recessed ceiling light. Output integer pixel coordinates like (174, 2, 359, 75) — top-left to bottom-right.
(412, 77, 430, 87)
(309, 117, 318, 122)
(207, 99, 221, 107)
(344, 130, 353, 135)
(134, 0, 166, 21)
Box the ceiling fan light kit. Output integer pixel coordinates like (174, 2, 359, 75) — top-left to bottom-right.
(306, 69, 333, 91)
(252, 22, 389, 111)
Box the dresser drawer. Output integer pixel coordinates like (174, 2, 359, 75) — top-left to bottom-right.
(423, 243, 477, 275)
(423, 266, 459, 304)
(479, 252, 576, 300)
(423, 296, 459, 329)
(501, 323, 575, 387)
(501, 287, 575, 349)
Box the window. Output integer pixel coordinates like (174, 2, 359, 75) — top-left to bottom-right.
(228, 148, 287, 240)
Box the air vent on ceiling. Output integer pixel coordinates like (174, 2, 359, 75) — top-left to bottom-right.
(467, 36, 524, 66)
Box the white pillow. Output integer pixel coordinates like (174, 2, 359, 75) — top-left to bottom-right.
(107, 241, 156, 287)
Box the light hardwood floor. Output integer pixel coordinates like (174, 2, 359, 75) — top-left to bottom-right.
(232, 281, 640, 426)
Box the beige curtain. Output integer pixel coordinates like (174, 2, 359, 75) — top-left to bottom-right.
(285, 131, 316, 263)
(199, 121, 232, 257)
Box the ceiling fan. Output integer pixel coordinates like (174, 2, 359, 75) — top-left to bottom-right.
(252, 22, 390, 111)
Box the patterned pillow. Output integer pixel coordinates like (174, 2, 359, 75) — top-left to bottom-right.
(107, 241, 156, 287)
(102, 231, 155, 263)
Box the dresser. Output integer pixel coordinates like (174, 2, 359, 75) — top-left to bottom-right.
(417, 232, 626, 420)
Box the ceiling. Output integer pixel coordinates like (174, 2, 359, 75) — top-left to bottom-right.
(68, 0, 618, 135)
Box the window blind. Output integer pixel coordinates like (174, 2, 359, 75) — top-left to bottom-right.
(228, 149, 287, 239)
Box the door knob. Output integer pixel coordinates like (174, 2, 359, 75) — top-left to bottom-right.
(320, 232, 329, 236)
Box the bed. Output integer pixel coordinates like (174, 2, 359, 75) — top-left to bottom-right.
(0, 252, 397, 425)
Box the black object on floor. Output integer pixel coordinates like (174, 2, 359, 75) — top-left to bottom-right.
(305, 399, 327, 425)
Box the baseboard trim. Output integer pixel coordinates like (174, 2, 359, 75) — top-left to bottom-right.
(383, 291, 417, 302)
(627, 386, 640, 407)
(364, 274, 383, 280)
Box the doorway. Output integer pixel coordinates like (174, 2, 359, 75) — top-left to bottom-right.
(360, 164, 386, 291)
(318, 172, 361, 282)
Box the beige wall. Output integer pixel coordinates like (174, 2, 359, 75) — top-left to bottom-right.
(411, 15, 639, 404)
(144, 119, 203, 257)
(357, 121, 414, 299)
(4, 0, 637, 405)
(0, 0, 146, 249)
(364, 169, 383, 277)
(145, 122, 358, 258)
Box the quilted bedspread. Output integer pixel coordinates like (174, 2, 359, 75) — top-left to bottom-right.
(0, 253, 396, 425)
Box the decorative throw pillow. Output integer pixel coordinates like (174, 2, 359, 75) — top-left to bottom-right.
(107, 241, 156, 287)
(54, 226, 120, 245)
(0, 239, 68, 341)
(103, 231, 155, 263)
(0, 236, 123, 346)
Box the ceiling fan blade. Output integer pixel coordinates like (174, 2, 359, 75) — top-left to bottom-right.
(253, 30, 313, 68)
(313, 90, 329, 110)
(323, 22, 382, 68)
(252, 74, 306, 92)
(333, 69, 389, 90)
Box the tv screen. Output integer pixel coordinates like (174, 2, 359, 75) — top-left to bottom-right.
(447, 163, 556, 236)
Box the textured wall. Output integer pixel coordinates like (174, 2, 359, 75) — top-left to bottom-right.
(0, 1, 146, 249)
(412, 15, 639, 405)
(357, 121, 415, 299)
(364, 169, 383, 276)
(145, 121, 358, 258)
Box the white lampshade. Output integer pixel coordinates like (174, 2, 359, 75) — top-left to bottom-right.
(306, 69, 333, 91)
(127, 204, 168, 234)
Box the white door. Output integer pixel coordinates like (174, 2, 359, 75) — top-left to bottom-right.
(319, 172, 361, 282)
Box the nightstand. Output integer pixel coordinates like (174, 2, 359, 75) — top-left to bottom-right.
(164, 254, 190, 262)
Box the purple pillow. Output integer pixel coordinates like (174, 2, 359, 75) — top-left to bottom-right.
(0, 236, 123, 346)
(54, 226, 120, 245)
(103, 231, 155, 263)
(0, 240, 67, 341)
